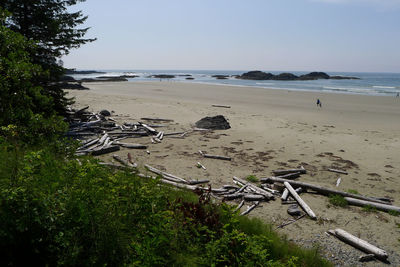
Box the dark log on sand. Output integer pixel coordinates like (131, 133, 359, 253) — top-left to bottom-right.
(187, 179, 210, 185)
(91, 145, 120, 156)
(224, 193, 244, 200)
(115, 142, 147, 149)
(74, 106, 89, 115)
(344, 197, 400, 213)
(272, 166, 306, 176)
(328, 228, 388, 260)
(328, 168, 348, 175)
(261, 177, 390, 204)
(140, 118, 174, 122)
(202, 153, 231, 161)
(277, 172, 301, 179)
(284, 182, 316, 220)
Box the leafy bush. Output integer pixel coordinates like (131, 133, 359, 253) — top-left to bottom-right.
(0, 143, 331, 266)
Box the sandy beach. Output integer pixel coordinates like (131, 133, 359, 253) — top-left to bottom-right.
(66, 81, 400, 266)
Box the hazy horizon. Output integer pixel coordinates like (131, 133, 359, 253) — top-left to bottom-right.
(63, 0, 400, 73)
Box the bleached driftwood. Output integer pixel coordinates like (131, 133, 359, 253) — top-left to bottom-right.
(233, 199, 245, 213)
(211, 104, 231, 108)
(284, 182, 316, 220)
(272, 166, 306, 176)
(261, 176, 390, 204)
(328, 168, 348, 175)
(244, 194, 266, 201)
(240, 201, 260, 216)
(233, 176, 274, 200)
(328, 228, 388, 260)
(91, 145, 120, 156)
(115, 142, 147, 149)
(281, 189, 289, 201)
(344, 197, 400, 213)
(197, 162, 206, 170)
(163, 131, 186, 136)
(144, 164, 188, 184)
(77, 138, 99, 150)
(336, 177, 341, 187)
(139, 122, 157, 134)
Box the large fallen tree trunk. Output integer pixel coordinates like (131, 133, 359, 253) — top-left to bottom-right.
(261, 177, 389, 204)
(284, 182, 316, 220)
(344, 197, 400, 213)
(328, 228, 388, 260)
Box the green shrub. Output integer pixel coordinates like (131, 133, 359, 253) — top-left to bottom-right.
(328, 195, 348, 207)
(246, 175, 259, 183)
(0, 143, 332, 266)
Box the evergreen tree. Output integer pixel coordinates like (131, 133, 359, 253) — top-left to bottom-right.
(0, 0, 95, 114)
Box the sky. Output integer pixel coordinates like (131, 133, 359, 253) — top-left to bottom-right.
(62, 0, 400, 72)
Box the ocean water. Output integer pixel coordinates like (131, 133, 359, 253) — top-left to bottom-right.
(70, 70, 400, 97)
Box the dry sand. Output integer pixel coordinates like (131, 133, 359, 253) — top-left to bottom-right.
(66, 81, 400, 266)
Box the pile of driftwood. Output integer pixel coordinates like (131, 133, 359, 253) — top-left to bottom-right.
(259, 166, 395, 262)
(66, 106, 184, 156)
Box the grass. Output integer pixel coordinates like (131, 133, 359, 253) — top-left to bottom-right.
(0, 140, 332, 266)
(246, 174, 259, 183)
(328, 194, 348, 207)
(347, 189, 360, 195)
(362, 205, 378, 213)
(388, 210, 400, 217)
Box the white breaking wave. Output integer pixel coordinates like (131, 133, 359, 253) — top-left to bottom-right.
(372, 85, 396, 89)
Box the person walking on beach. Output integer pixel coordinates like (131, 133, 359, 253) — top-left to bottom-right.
(316, 98, 322, 108)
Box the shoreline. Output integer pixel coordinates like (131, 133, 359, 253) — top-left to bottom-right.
(66, 81, 400, 266)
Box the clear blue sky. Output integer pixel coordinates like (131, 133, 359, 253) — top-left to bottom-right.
(63, 0, 400, 72)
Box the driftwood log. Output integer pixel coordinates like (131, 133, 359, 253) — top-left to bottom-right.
(115, 142, 147, 149)
(272, 166, 306, 176)
(211, 104, 231, 108)
(328, 228, 388, 260)
(91, 145, 120, 156)
(261, 177, 390, 204)
(203, 153, 231, 161)
(144, 164, 188, 184)
(344, 197, 400, 213)
(233, 176, 274, 199)
(284, 182, 316, 220)
(328, 168, 348, 175)
(240, 201, 260, 216)
(276, 172, 301, 179)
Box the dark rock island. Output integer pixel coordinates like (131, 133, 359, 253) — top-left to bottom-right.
(236, 71, 359, 81)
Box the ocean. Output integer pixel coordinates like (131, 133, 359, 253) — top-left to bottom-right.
(70, 70, 400, 97)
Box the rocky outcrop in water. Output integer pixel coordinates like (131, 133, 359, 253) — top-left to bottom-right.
(212, 75, 229, 80)
(236, 71, 360, 81)
(150, 74, 176, 79)
(65, 69, 106, 75)
(80, 77, 128, 82)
